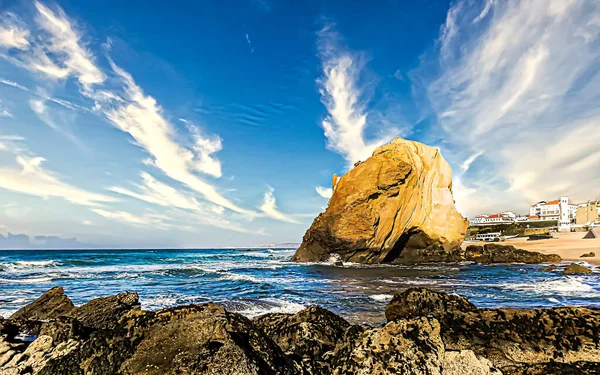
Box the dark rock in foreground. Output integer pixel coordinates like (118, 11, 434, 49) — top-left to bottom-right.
(1, 287, 599, 374)
(10, 286, 74, 321)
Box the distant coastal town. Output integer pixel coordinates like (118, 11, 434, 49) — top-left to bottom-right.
(468, 196, 600, 241)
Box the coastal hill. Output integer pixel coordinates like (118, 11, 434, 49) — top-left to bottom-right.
(1, 287, 598, 374)
(292, 137, 469, 263)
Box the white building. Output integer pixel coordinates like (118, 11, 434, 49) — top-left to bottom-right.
(469, 213, 515, 226)
(529, 197, 576, 226)
(475, 232, 502, 241)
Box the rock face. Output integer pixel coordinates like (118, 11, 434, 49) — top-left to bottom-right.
(386, 288, 600, 374)
(292, 137, 468, 264)
(2, 287, 600, 375)
(10, 286, 74, 321)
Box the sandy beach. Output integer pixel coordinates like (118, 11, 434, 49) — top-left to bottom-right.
(464, 231, 600, 264)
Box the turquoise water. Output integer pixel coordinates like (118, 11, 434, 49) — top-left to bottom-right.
(1, 248, 599, 324)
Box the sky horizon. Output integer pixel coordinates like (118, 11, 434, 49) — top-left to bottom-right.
(1, 0, 599, 249)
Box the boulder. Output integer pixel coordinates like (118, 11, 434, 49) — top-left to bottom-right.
(3, 287, 600, 375)
(120, 303, 301, 375)
(580, 252, 596, 258)
(385, 288, 600, 372)
(292, 137, 468, 264)
(385, 287, 477, 322)
(252, 306, 351, 373)
(540, 265, 558, 272)
(10, 286, 74, 321)
(464, 244, 562, 264)
(330, 317, 445, 375)
(67, 291, 140, 331)
(562, 264, 593, 275)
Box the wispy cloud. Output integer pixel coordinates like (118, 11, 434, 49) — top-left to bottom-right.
(259, 186, 300, 224)
(245, 33, 255, 53)
(28, 97, 85, 148)
(32, 1, 105, 88)
(0, 151, 116, 207)
(0, 14, 30, 49)
(315, 185, 332, 199)
(421, 0, 600, 215)
(107, 171, 250, 232)
(316, 24, 395, 167)
(91, 208, 171, 229)
(100, 60, 255, 215)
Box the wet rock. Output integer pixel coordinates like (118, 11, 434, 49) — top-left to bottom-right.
(292, 137, 468, 264)
(121, 303, 301, 375)
(67, 291, 140, 331)
(464, 244, 562, 264)
(10, 286, 74, 321)
(3, 287, 600, 375)
(330, 317, 445, 375)
(385, 288, 600, 372)
(252, 306, 351, 373)
(540, 265, 558, 272)
(580, 252, 596, 258)
(561, 263, 593, 275)
(386, 288, 477, 321)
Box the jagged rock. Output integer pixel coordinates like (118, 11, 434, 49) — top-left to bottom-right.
(120, 303, 301, 375)
(67, 291, 140, 331)
(10, 287, 74, 321)
(330, 317, 445, 375)
(580, 252, 596, 258)
(292, 137, 468, 264)
(3, 287, 600, 375)
(443, 350, 503, 375)
(385, 288, 600, 372)
(385, 288, 477, 322)
(252, 306, 351, 373)
(464, 244, 562, 264)
(562, 264, 593, 275)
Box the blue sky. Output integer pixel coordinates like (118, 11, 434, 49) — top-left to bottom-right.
(0, 0, 599, 248)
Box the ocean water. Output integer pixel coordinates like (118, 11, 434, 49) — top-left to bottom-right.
(1, 248, 599, 324)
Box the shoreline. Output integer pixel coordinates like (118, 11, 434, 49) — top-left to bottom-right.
(463, 231, 600, 264)
(1, 287, 599, 374)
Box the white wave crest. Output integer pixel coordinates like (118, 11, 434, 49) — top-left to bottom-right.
(501, 276, 599, 296)
(369, 294, 394, 302)
(229, 298, 306, 318)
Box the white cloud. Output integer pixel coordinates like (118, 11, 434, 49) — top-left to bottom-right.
(0, 154, 117, 207)
(108, 172, 252, 233)
(316, 24, 393, 167)
(259, 187, 300, 224)
(0, 15, 30, 49)
(423, 0, 600, 215)
(315, 185, 333, 199)
(97, 60, 255, 216)
(32, 1, 105, 87)
(91, 208, 171, 229)
(181, 119, 223, 178)
(82, 220, 93, 225)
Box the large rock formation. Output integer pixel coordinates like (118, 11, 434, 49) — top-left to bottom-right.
(2, 287, 599, 374)
(292, 137, 468, 264)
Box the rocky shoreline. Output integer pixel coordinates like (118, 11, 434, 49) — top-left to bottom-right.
(1, 287, 599, 374)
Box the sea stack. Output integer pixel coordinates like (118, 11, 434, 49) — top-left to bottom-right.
(292, 137, 468, 264)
